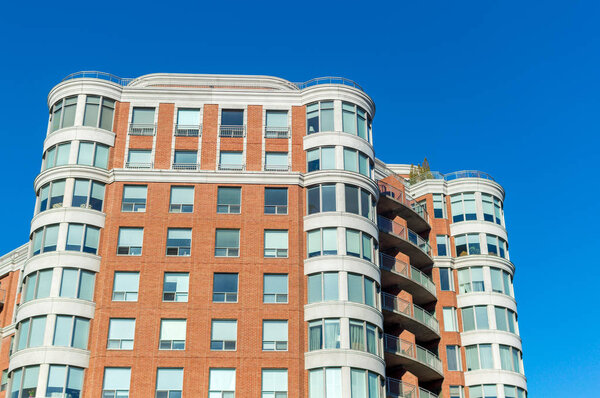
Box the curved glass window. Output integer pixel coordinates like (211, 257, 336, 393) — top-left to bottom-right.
(16, 316, 46, 350)
(307, 272, 339, 303)
(23, 269, 52, 302)
(307, 101, 334, 134)
(494, 306, 517, 334)
(490, 267, 513, 296)
(43, 143, 71, 170)
(53, 315, 90, 349)
(46, 365, 84, 398)
(458, 267, 485, 293)
(37, 179, 66, 213)
(66, 223, 100, 254)
(350, 368, 381, 398)
(307, 147, 335, 172)
(72, 179, 105, 211)
(308, 319, 340, 350)
(83, 95, 115, 131)
(309, 368, 341, 398)
(307, 184, 336, 214)
(10, 366, 39, 398)
(343, 147, 372, 177)
(462, 306, 490, 331)
(31, 224, 59, 255)
(349, 320, 380, 355)
(342, 102, 368, 141)
(307, 228, 337, 257)
(59, 268, 95, 301)
(345, 229, 375, 262)
(51, 96, 77, 132)
(451, 193, 476, 222)
(454, 234, 480, 256)
(347, 273, 378, 308)
(344, 185, 375, 220)
(486, 235, 507, 258)
(77, 141, 109, 169)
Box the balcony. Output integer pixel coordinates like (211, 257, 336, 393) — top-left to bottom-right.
(383, 334, 443, 381)
(429, 170, 495, 182)
(386, 378, 438, 398)
(175, 124, 202, 136)
(265, 127, 290, 138)
(379, 253, 436, 304)
(219, 125, 245, 137)
(218, 163, 245, 171)
(264, 164, 291, 172)
(294, 76, 364, 92)
(128, 123, 156, 135)
(377, 180, 430, 233)
(381, 293, 440, 341)
(125, 162, 153, 169)
(378, 216, 433, 268)
(172, 163, 200, 171)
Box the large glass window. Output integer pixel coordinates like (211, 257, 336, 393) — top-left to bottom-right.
(83, 95, 115, 131)
(465, 344, 494, 371)
(215, 229, 240, 257)
(342, 102, 368, 140)
(17, 316, 46, 350)
(343, 148, 371, 177)
(159, 319, 186, 350)
(219, 151, 244, 170)
(46, 365, 84, 398)
(308, 272, 339, 303)
(117, 227, 143, 255)
(455, 234, 481, 256)
(113, 272, 139, 301)
(23, 269, 52, 302)
(350, 368, 380, 398)
(169, 186, 194, 213)
(307, 228, 337, 257)
(306, 101, 334, 134)
(451, 193, 477, 222)
(499, 345, 522, 373)
(264, 274, 288, 303)
(59, 268, 95, 301)
(166, 228, 192, 256)
(307, 147, 335, 172)
(486, 235, 507, 258)
(439, 268, 454, 291)
(176, 108, 201, 136)
(308, 319, 340, 350)
(264, 230, 288, 258)
(10, 366, 40, 398)
(469, 385, 498, 398)
(78, 141, 109, 169)
(308, 184, 336, 214)
(458, 267, 485, 293)
(213, 273, 238, 302)
(211, 320, 237, 351)
(102, 367, 131, 398)
(66, 224, 100, 254)
(31, 224, 59, 255)
(346, 230, 375, 262)
(209, 369, 235, 398)
(72, 179, 105, 211)
(122, 185, 147, 212)
(495, 307, 517, 333)
(107, 319, 135, 349)
(44, 143, 71, 170)
(490, 268, 513, 296)
(217, 187, 241, 214)
(349, 320, 379, 355)
(462, 306, 490, 331)
(482, 194, 503, 225)
(126, 149, 152, 168)
(53, 315, 89, 349)
(262, 369, 288, 398)
(308, 368, 342, 398)
(446, 345, 462, 371)
(443, 307, 458, 332)
(163, 273, 189, 302)
(344, 185, 373, 220)
(433, 194, 446, 218)
(265, 110, 289, 138)
(265, 152, 289, 171)
(347, 273, 377, 308)
(37, 179, 66, 213)
(156, 368, 184, 398)
(263, 320, 288, 351)
(51, 96, 77, 132)
(265, 188, 287, 214)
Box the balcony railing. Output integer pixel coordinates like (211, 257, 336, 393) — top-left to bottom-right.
(386, 378, 438, 398)
(383, 334, 443, 375)
(175, 124, 202, 136)
(430, 170, 495, 182)
(128, 123, 156, 135)
(125, 162, 153, 169)
(265, 127, 290, 138)
(378, 180, 429, 223)
(294, 76, 364, 92)
(218, 163, 245, 171)
(61, 71, 134, 86)
(378, 216, 431, 255)
(379, 254, 436, 296)
(382, 293, 439, 333)
(264, 164, 291, 172)
(219, 125, 245, 137)
(172, 163, 200, 171)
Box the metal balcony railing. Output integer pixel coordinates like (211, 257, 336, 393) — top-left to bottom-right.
(218, 163, 245, 171)
(265, 127, 290, 138)
(383, 334, 443, 374)
(125, 162, 153, 169)
(128, 123, 156, 135)
(377, 180, 429, 223)
(264, 164, 291, 172)
(430, 170, 495, 182)
(378, 216, 431, 255)
(379, 254, 436, 296)
(172, 163, 200, 171)
(219, 125, 245, 137)
(381, 293, 439, 333)
(175, 124, 202, 136)
(386, 378, 439, 398)
(61, 71, 134, 86)
(294, 76, 364, 92)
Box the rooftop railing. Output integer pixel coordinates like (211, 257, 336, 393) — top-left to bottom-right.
(378, 216, 431, 255)
(430, 170, 495, 182)
(381, 293, 439, 333)
(379, 253, 436, 296)
(383, 334, 443, 375)
(61, 71, 134, 86)
(386, 378, 438, 398)
(293, 76, 364, 92)
(377, 180, 429, 223)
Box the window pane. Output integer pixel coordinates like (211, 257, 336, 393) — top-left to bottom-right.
(323, 273, 339, 301)
(157, 368, 184, 390)
(345, 186, 359, 214)
(132, 108, 155, 124)
(95, 144, 109, 169)
(322, 184, 336, 212)
(322, 228, 337, 255)
(346, 230, 360, 257)
(221, 109, 243, 125)
(78, 142, 95, 166)
(308, 274, 322, 303)
(60, 269, 78, 298)
(72, 318, 90, 349)
(348, 274, 363, 303)
(266, 110, 288, 127)
(103, 368, 131, 390)
(344, 149, 358, 172)
(321, 102, 334, 131)
(308, 187, 320, 214)
(178, 109, 200, 125)
(321, 147, 335, 169)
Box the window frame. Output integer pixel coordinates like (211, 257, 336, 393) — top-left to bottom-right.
(263, 274, 288, 303)
(210, 319, 238, 351)
(83, 95, 115, 131)
(165, 228, 192, 256)
(159, 319, 187, 350)
(212, 273, 238, 303)
(117, 227, 144, 256)
(215, 229, 240, 257)
(262, 320, 288, 351)
(163, 272, 189, 302)
(121, 184, 148, 212)
(107, 318, 136, 350)
(169, 186, 194, 213)
(217, 186, 241, 214)
(264, 187, 288, 214)
(306, 101, 334, 134)
(112, 271, 140, 302)
(77, 141, 109, 169)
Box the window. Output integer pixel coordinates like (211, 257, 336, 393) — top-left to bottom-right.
(490, 268, 513, 296)
(503, 386, 526, 398)
(37, 179, 66, 212)
(72, 179, 105, 210)
(349, 320, 379, 355)
(209, 369, 235, 397)
(213, 273, 238, 302)
(66, 224, 100, 254)
(443, 307, 458, 332)
(176, 108, 201, 136)
(446, 345, 462, 371)
(23, 269, 52, 302)
(166, 228, 192, 256)
(44, 142, 71, 169)
(9, 366, 39, 398)
(433, 194, 446, 218)
(1, 369, 6, 391)
(78, 141, 109, 169)
(308, 184, 336, 214)
(215, 229, 240, 257)
(308, 319, 340, 350)
(458, 267, 485, 293)
(107, 319, 135, 349)
(469, 385, 498, 398)
(436, 235, 449, 256)
(126, 149, 152, 168)
(263, 320, 288, 351)
(113, 272, 140, 301)
(163, 273, 189, 302)
(170, 186, 194, 213)
(341, 102, 368, 139)
(156, 368, 183, 398)
(264, 274, 288, 303)
(102, 367, 131, 398)
(262, 369, 288, 397)
(211, 320, 237, 350)
(343, 147, 371, 177)
(307, 228, 337, 257)
(265, 188, 287, 214)
(486, 235, 507, 258)
(217, 187, 241, 213)
(129, 107, 156, 135)
(17, 316, 46, 350)
(31, 224, 59, 255)
(347, 273, 377, 308)
(117, 227, 143, 255)
(53, 315, 90, 349)
(454, 234, 481, 256)
(122, 185, 147, 212)
(495, 307, 516, 333)
(465, 344, 494, 371)
(345, 185, 374, 220)
(307, 272, 338, 303)
(482, 194, 503, 225)
(264, 230, 288, 258)
(306, 147, 335, 172)
(350, 369, 380, 398)
(59, 268, 95, 300)
(159, 319, 186, 350)
(173, 150, 198, 170)
(449, 386, 464, 398)
(83, 95, 115, 131)
(306, 101, 334, 134)
(219, 151, 244, 170)
(46, 365, 84, 398)
(439, 268, 454, 291)
(220, 109, 245, 136)
(451, 193, 477, 222)
(51, 96, 77, 132)
(499, 345, 522, 373)
(346, 229, 375, 261)
(308, 368, 342, 398)
(462, 306, 490, 331)
(265, 110, 289, 138)
(265, 152, 289, 171)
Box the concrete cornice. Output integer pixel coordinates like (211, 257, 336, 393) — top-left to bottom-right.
(0, 243, 28, 277)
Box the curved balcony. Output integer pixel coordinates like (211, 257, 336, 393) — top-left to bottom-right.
(377, 180, 430, 233)
(383, 334, 443, 381)
(379, 253, 436, 304)
(377, 216, 432, 268)
(386, 378, 438, 398)
(381, 293, 439, 341)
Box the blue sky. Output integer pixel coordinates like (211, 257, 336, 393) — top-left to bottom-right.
(1, 1, 598, 395)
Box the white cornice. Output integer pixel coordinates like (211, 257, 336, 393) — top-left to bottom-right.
(0, 243, 28, 277)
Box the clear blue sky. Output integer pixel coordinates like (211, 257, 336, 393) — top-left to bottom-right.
(1, 1, 598, 396)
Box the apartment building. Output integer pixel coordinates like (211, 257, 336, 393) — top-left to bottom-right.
(0, 72, 527, 398)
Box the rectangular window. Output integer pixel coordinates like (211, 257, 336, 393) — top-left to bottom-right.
(170, 186, 194, 213)
(46, 365, 84, 398)
(219, 151, 244, 170)
(102, 368, 131, 398)
(176, 108, 201, 136)
(84, 95, 115, 131)
(308, 272, 339, 303)
(38, 179, 66, 212)
(107, 318, 135, 349)
(217, 187, 241, 214)
(78, 141, 109, 169)
(173, 150, 198, 170)
(51, 96, 77, 131)
(209, 369, 236, 397)
(451, 193, 477, 222)
(163, 273, 189, 302)
(433, 194, 446, 218)
(341, 102, 368, 140)
(499, 345, 521, 373)
(72, 179, 105, 211)
(308, 368, 342, 398)
(159, 319, 186, 350)
(455, 234, 481, 256)
(66, 224, 100, 254)
(345, 229, 374, 261)
(439, 268, 454, 291)
(306, 101, 334, 134)
(458, 267, 485, 293)
(347, 273, 377, 308)
(264, 230, 288, 258)
(462, 306, 489, 331)
(44, 142, 72, 170)
(436, 235, 449, 256)
(17, 316, 46, 350)
(443, 307, 458, 332)
(213, 273, 238, 302)
(166, 228, 191, 256)
(211, 320, 237, 350)
(265, 110, 289, 138)
(263, 320, 288, 351)
(129, 107, 155, 135)
(262, 369, 288, 397)
(264, 274, 288, 303)
(307, 228, 337, 257)
(306, 147, 335, 172)
(53, 315, 89, 349)
(112, 272, 139, 301)
(265, 152, 289, 171)
(449, 386, 464, 398)
(23, 269, 52, 302)
(156, 368, 184, 398)
(126, 149, 152, 168)
(265, 187, 288, 214)
(59, 268, 95, 301)
(117, 227, 143, 255)
(122, 185, 147, 212)
(446, 345, 462, 371)
(490, 268, 512, 295)
(220, 109, 245, 136)
(32, 224, 59, 255)
(308, 184, 336, 214)
(308, 319, 340, 350)
(215, 229, 240, 257)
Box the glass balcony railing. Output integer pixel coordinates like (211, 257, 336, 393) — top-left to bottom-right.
(386, 378, 439, 398)
(377, 180, 429, 223)
(383, 334, 443, 375)
(61, 71, 134, 86)
(430, 170, 495, 182)
(381, 293, 439, 333)
(379, 253, 436, 296)
(294, 76, 364, 92)
(377, 216, 431, 255)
